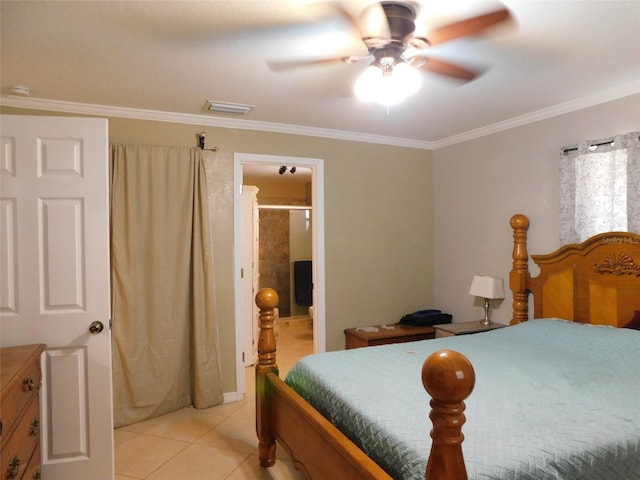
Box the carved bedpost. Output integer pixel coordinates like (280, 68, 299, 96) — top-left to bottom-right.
(510, 214, 530, 325)
(255, 288, 279, 467)
(422, 350, 475, 480)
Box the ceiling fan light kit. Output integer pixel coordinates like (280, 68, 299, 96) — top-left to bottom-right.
(354, 56, 422, 105)
(268, 1, 511, 108)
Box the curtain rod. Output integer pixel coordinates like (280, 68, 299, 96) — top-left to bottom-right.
(197, 132, 218, 152)
(258, 205, 312, 210)
(562, 134, 640, 155)
(562, 140, 614, 155)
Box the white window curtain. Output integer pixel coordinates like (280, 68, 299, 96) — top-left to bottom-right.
(559, 131, 640, 244)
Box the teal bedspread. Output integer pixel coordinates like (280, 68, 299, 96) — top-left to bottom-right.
(284, 319, 640, 479)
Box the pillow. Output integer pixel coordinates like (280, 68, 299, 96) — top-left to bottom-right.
(623, 311, 640, 330)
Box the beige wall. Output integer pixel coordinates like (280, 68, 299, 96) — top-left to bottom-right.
(2, 107, 434, 393)
(433, 93, 640, 326)
(5, 95, 638, 392)
(243, 178, 309, 204)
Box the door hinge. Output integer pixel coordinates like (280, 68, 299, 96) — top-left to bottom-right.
(241, 268, 244, 279)
(242, 352, 245, 362)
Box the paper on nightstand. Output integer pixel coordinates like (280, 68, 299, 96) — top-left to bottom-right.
(356, 326, 379, 332)
(381, 324, 395, 330)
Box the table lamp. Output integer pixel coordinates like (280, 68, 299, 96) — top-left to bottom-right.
(469, 275, 504, 326)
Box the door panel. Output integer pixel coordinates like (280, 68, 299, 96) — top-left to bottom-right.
(0, 115, 113, 479)
(40, 198, 85, 311)
(45, 347, 89, 458)
(0, 198, 18, 313)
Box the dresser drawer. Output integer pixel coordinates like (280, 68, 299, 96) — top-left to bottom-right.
(1, 360, 42, 446)
(22, 443, 41, 480)
(1, 344, 46, 480)
(1, 395, 40, 480)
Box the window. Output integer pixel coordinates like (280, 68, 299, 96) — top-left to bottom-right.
(559, 131, 640, 244)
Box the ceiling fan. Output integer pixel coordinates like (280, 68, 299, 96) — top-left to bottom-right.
(267, 1, 512, 105)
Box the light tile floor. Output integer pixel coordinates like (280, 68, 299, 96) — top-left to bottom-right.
(115, 319, 313, 480)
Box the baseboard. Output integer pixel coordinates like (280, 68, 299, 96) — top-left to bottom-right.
(223, 391, 242, 403)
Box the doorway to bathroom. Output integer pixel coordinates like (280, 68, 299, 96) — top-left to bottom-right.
(233, 153, 325, 398)
(258, 205, 313, 319)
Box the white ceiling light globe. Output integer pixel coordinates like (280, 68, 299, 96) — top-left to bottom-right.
(354, 65, 383, 103)
(354, 62, 422, 106)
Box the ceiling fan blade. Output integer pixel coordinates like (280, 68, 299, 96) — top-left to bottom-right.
(418, 57, 480, 82)
(333, 1, 391, 48)
(423, 7, 511, 46)
(266, 55, 364, 72)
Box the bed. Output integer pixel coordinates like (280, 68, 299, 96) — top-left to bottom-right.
(255, 213, 640, 479)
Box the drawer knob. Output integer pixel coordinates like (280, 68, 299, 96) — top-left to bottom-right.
(29, 417, 40, 435)
(32, 470, 41, 480)
(23, 378, 35, 391)
(6, 456, 20, 479)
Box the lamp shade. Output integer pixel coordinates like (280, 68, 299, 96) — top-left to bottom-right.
(468, 275, 504, 299)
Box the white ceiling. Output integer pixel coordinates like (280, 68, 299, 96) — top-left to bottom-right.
(1, 0, 639, 149)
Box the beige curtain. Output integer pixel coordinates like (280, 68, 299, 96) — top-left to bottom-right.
(110, 144, 223, 427)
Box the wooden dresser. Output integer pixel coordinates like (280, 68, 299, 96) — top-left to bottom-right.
(344, 324, 435, 349)
(1, 344, 46, 480)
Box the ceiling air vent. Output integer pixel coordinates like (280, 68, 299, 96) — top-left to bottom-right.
(206, 101, 254, 115)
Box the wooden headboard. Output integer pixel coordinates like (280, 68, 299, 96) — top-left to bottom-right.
(510, 214, 640, 326)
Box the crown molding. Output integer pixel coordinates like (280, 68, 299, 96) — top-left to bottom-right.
(0, 96, 435, 151)
(433, 81, 640, 149)
(3, 80, 638, 151)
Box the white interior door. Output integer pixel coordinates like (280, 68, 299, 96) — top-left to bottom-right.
(0, 115, 113, 480)
(241, 186, 259, 367)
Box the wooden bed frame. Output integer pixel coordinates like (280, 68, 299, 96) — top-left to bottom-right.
(510, 213, 640, 326)
(255, 213, 640, 480)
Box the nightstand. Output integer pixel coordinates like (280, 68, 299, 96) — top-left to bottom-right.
(344, 324, 436, 349)
(434, 321, 506, 338)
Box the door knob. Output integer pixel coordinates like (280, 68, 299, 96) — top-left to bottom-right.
(89, 321, 104, 334)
